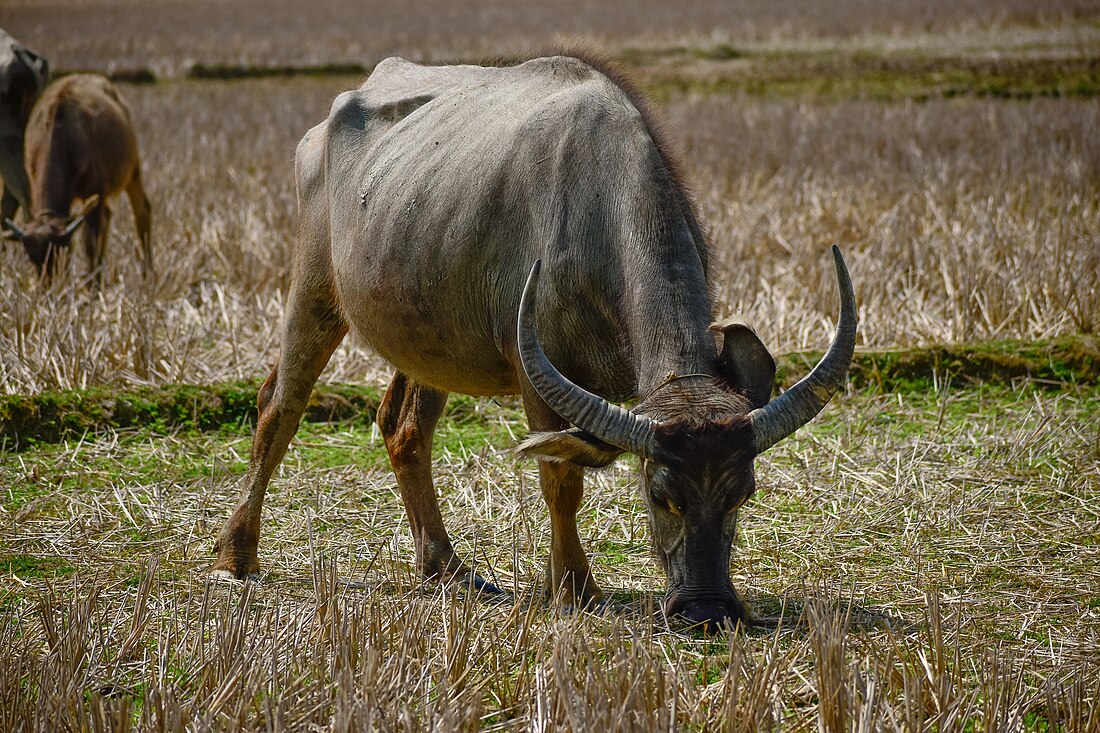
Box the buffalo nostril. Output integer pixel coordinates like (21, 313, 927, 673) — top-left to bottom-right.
(681, 602, 732, 634)
(672, 599, 744, 635)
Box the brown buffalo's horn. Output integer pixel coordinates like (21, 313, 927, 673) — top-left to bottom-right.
(3, 218, 26, 241)
(517, 259, 657, 457)
(749, 245, 858, 453)
(60, 216, 87, 238)
(61, 194, 101, 238)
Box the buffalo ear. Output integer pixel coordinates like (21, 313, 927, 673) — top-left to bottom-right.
(74, 194, 100, 218)
(516, 428, 624, 468)
(709, 320, 777, 409)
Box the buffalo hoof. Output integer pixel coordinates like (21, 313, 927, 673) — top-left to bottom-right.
(453, 570, 505, 597)
(541, 567, 606, 613)
(678, 602, 738, 634)
(208, 567, 262, 583)
(546, 589, 606, 614)
(208, 545, 260, 581)
(556, 596, 611, 617)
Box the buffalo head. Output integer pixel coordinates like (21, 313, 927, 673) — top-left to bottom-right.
(3, 194, 98, 280)
(517, 246, 857, 632)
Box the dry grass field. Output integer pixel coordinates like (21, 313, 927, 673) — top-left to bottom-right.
(0, 83, 1095, 393)
(1, 1, 1099, 730)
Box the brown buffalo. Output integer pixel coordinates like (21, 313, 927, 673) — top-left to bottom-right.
(3, 73, 152, 284)
(212, 54, 857, 632)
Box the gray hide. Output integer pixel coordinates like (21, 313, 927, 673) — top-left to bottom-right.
(0, 28, 49, 219)
(313, 56, 713, 398)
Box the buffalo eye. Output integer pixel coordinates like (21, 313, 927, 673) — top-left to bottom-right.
(648, 485, 682, 516)
(650, 492, 681, 516)
(644, 462, 683, 515)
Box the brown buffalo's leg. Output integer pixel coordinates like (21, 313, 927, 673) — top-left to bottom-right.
(1, 185, 18, 223)
(378, 374, 500, 593)
(520, 384, 604, 609)
(211, 278, 348, 578)
(82, 203, 109, 285)
(126, 170, 153, 277)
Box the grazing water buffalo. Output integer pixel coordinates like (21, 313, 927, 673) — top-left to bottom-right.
(0, 28, 50, 222)
(2, 73, 152, 283)
(212, 54, 857, 631)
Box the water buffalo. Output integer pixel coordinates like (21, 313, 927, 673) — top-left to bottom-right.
(2, 73, 152, 283)
(212, 54, 857, 631)
(0, 28, 49, 222)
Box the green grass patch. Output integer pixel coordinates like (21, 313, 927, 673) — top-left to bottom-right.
(1, 554, 75, 578)
(186, 62, 369, 80)
(2, 335, 1094, 451)
(637, 47, 1100, 101)
(775, 334, 1099, 393)
(0, 381, 381, 451)
(0, 391, 527, 508)
(60, 41, 1100, 102)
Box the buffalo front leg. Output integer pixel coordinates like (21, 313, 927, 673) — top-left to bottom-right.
(211, 287, 348, 578)
(521, 387, 604, 610)
(378, 374, 500, 594)
(1, 184, 18, 223)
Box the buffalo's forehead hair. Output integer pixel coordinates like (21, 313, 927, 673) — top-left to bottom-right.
(637, 377, 757, 425)
(650, 415, 758, 510)
(653, 415, 756, 467)
(642, 382, 760, 506)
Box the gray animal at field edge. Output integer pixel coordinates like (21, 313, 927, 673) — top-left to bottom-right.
(211, 54, 857, 632)
(0, 27, 49, 222)
(3, 73, 152, 284)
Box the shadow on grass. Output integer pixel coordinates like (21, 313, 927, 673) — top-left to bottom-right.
(205, 558, 910, 639)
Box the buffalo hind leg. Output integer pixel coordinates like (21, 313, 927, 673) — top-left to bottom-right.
(211, 283, 348, 578)
(81, 203, 109, 286)
(521, 385, 604, 610)
(378, 373, 501, 594)
(126, 170, 153, 277)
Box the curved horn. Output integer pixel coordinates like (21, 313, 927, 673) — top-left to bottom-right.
(517, 259, 657, 457)
(749, 245, 858, 453)
(61, 194, 101, 238)
(61, 215, 87, 238)
(3, 218, 26, 241)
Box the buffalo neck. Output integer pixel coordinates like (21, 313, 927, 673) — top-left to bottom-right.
(619, 208, 718, 396)
(27, 102, 81, 221)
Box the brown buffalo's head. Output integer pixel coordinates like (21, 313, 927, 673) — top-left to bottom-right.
(517, 246, 858, 633)
(3, 195, 98, 281)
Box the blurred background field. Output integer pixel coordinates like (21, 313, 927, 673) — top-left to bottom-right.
(6, 0, 1100, 75)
